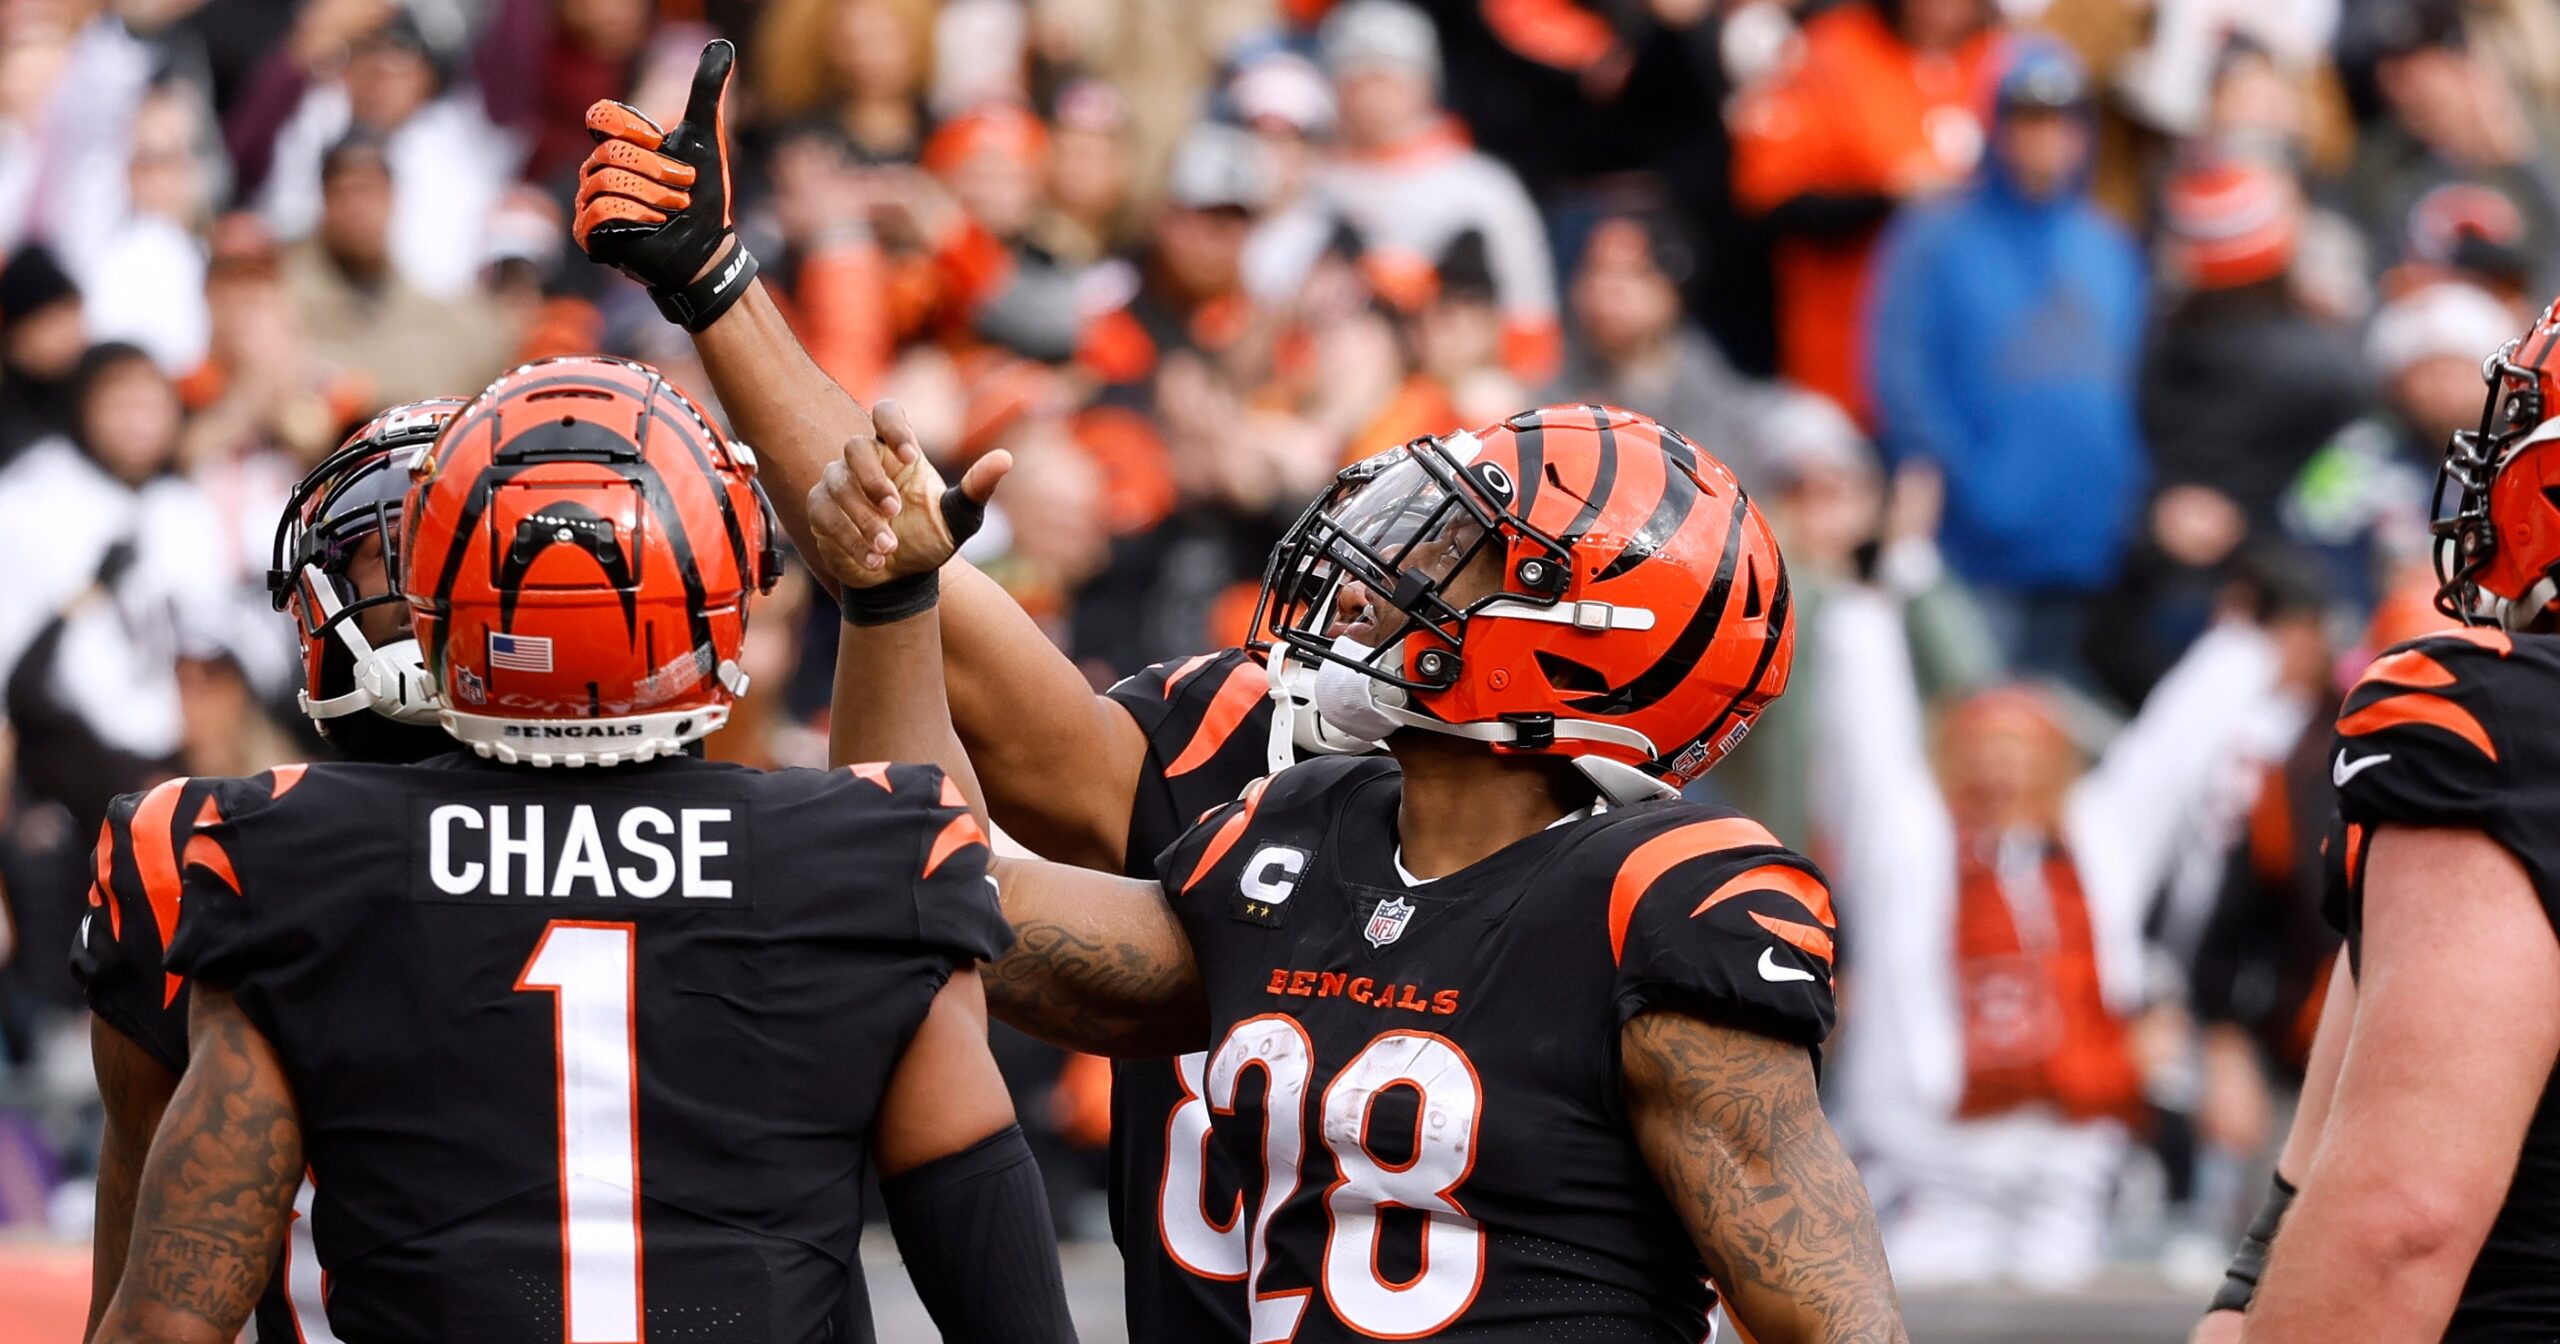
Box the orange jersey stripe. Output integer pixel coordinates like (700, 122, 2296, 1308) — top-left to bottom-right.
(2337, 690, 2497, 761)
(1180, 778, 1270, 896)
(1165, 661, 1270, 779)
(128, 778, 192, 1008)
(2435, 627, 2514, 655)
(1607, 817, 1782, 964)
(92, 818, 119, 939)
(268, 762, 307, 797)
(847, 762, 894, 791)
(1695, 863, 1837, 930)
(1750, 910, 1836, 964)
(1159, 652, 1223, 699)
(924, 813, 988, 880)
(2359, 646, 2457, 690)
(2344, 822, 2367, 890)
(938, 775, 967, 809)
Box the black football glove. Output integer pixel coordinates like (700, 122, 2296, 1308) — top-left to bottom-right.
(575, 39, 759, 331)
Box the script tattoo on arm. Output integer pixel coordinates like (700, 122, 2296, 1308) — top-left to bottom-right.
(983, 857, 1210, 1057)
(1622, 1010, 1907, 1344)
(93, 984, 301, 1344)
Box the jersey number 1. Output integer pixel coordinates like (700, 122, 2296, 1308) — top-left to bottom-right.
(517, 920, 646, 1343)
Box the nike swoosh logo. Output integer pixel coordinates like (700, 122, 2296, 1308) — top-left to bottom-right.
(2333, 749, 2393, 788)
(1758, 946, 1817, 984)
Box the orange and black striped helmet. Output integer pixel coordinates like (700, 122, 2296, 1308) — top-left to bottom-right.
(1259, 404, 1791, 796)
(402, 356, 778, 766)
(2440, 294, 2560, 628)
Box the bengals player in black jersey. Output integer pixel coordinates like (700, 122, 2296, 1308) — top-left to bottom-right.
(2194, 297, 2560, 1344)
(817, 401, 1906, 1341)
(91, 357, 1073, 1344)
(74, 398, 462, 1342)
(573, 43, 1282, 1342)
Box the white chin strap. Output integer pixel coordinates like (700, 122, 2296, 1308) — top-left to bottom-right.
(297, 570, 441, 726)
(1262, 635, 1676, 808)
(439, 702, 733, 768)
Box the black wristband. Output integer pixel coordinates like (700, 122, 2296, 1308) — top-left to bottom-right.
(649, 242, 759, 332)
(2207, 1171, 2297, 1313)
(839, 570, 939, 626)
(883, 1124, 1074, 1344)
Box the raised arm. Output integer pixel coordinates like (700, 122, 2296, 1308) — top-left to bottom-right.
(1620, 1010, 1907, 1344)
(85, 1020, 179, 1340)
(813, 440, 1207, 1058)
(574, 44, 1164, 872)
(2246, 829, 2560, 1343)
(93, 984, 301, 1344)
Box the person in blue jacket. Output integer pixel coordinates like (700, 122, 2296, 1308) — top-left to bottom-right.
(1864, 40, 2148, 678)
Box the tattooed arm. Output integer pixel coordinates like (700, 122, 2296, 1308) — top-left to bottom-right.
(1621, 1010, 1906, 1344)
(93, 984, 301, 1344)
(86, 1018, 179, 1340)
(985, 856, 1209, 1057)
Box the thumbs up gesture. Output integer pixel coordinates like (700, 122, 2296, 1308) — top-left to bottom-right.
(574, 40, 759, 331)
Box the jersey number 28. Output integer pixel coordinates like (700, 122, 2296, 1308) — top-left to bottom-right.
(1162, 1016, 1485, 1341)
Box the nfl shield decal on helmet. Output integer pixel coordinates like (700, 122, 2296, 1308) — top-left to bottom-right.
(1364, 896, 1416, 949)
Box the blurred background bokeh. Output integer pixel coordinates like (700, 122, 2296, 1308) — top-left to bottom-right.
(0, 0, 2555, 1336)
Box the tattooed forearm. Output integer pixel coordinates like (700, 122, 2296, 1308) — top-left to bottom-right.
(88, 1019, 180, 1339)
(1622, 1010, 1906, 1344)
(986, 859, 1208, 1056)
(94, 985, 302, 1344)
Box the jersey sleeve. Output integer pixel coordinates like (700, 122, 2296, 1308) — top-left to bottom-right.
(70, 780, 199, 1074)
(1602, 809, 1839, 1049)
(2330, 633, 2513, 835)
(162, 773, 297, 993)
(837, 762, 1013, 969)
(1107, 647, 1273, 875)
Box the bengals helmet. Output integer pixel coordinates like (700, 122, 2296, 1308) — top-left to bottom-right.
(403, 356, 778, 766)
(2438, 295, 2560, 628)
(271, 399, 463, 753)
(1259, 404, 1792, 802)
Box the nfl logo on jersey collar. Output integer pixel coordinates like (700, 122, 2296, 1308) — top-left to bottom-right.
(1364, 896, 1415, 949)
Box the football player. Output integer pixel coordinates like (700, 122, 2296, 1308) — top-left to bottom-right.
(820, 403, 1908, 1341)
(76, 399, 463, 1342)
(2196, 298, 2560, 1343)
(92, 358, 1075, 1344)
(575, 41, 1281, 1343)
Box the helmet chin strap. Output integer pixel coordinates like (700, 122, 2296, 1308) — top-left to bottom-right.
(2503, 574, 2560, 632)
(298, 569, 441, 725)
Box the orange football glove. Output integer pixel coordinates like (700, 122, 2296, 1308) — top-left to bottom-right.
(575, 39, 757, 330)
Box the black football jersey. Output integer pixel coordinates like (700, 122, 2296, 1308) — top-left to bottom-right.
(2326, 628, 2560, 1339)
(162, 752, 1010, 1344)
(1103, 646, 1274, 1343)
(1158, 755, 1837, 1341)
(74, 769, 347, 1344)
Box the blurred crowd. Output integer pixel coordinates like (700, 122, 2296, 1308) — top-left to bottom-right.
(0, 0, 2556, 1298)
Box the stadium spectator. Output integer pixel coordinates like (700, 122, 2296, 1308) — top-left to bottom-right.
(1867, 44, 2147, 676)
(2145, 156, 2367, 542)
(59, 82, 214, 376)
(0, 344, 229, 836)
(0, 245, 87, 468)
(242, 2, 517, 297)
(280, 134, 508, 411)
(2341, 0, 2560, 300)
(1234, 50, 1337, 307)
(1295, 0, 1563, 382)
(1031, 78, 1138, 270)
(752, 0, 934, 164)
(1730, 0, 2000, 414)
(1548, 210, 1776, 491)
(1816, 569, 2304, 1290)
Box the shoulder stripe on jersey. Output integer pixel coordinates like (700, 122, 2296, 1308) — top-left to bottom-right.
(924, 813, 988, 880)
(184, 794, 241, 901)
(1179, 777, 1271, 895)
(2432, 627, 2514, 655)
(2338, 690, 2497, 761)
(92, 818, 119, 939)
(130, 779, 191, 954)
(268, 762, 307, 797)
(2343, 822, 2367, 889)
(1165, 661, 1270, 779)
(1607, 816, 1782, 963)
(847, 762, 894, 791)
(1751, 910, 1835, 963)
(1159, 652, 1223, 699)
(2359, 647, 2457, 691)
(1693, 863, 1835, 931)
